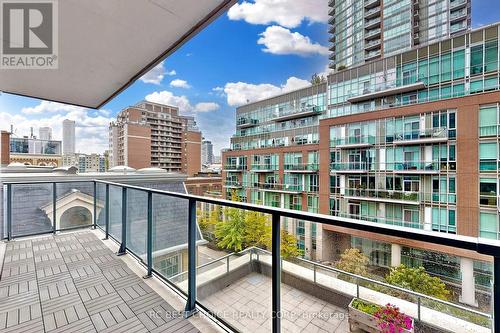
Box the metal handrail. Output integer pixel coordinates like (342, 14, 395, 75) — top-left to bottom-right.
(250, 248, 491, 320)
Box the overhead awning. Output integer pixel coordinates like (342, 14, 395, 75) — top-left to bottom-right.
(0, 0, 236, 109)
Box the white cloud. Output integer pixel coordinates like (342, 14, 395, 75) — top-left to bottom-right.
(139, 62, 176, 85)
(145, 91, 219, 114)
(1, 105, 113, 154)
(170, 79, 191, 89)
(194, 102, 220, 112)
(223, 76, 310, 107)
(21, 101, 84, 115)
(228, 0, 328, 28)
(258, 25, 328, 56)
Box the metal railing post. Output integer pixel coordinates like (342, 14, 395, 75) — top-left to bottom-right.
(313, 265, 317, 283)
(184, 198, 197, 317)
(93, 181, 97, 229)
(226, 256, 230, 273)
(6, 184, 12, 241)
(356, 282, 360, 298)
(117, 187, 127, 255)
(104, 184, 109, 240)
(494, 256, 500, 333)
(52, 183, 57, 234)
(417, 297, 421, 321)
(271, 213, 281, 333)
(144, 191, 153, 278)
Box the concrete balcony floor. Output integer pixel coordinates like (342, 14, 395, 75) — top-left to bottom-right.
(0, 231, 217, 333)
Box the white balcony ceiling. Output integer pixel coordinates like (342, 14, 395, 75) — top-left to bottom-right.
(0, 0, 235, 109)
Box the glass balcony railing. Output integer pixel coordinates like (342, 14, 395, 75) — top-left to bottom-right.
(283, 163, 319, 171)
(254, 182, 303, 192)
(389, 127, 448, 143)
(251, 164, 279, 171)
(330, 135, 376, 147)
(224, 180, 242, 188)
(1, 179, 498, 333)
(236, 117, 259, 127)
(272, 105, 322, 121)
(343, 188, 421, 202)
(330, 161, 455, 173)
(330, 162, 370, 172)
(224, 164, 246, 171)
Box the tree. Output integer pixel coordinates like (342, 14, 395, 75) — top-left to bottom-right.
(335, 248, 369, 276)
(280, 230, 302, 259)
(311, 73, 326, 85)
(244, 210, 271, 248)
(197, 206, 221, 239)
(385, 265, 450, 300)
(215, 193, 246, 251)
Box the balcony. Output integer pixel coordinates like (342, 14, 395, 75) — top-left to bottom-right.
(283, 163, 319, 173)
(272, 106, 322, 122)
(384, 161, 442, 174)
(365, 17, 381, 30)
(365, 28, 381, 40)
(365, 38, 381, 51)
(343, 188, 421, 205)
(330, 162, 370, 174)
(237, 117, 259, 129)
(251, 164, 279, 172)
(224, 164, 246, 172)
(450, 9, 467, 22)
(347, 82, 426, 103)
(390, 127, 449, 145)
(364, 0, 380, 9)
(450, 0, 467, 10)
(0, 179, 498, 333)
(364, 7, 381, 20)
(330, 135, 375, 148)
(224, 180, 243, 188)
(365, 49, 381, 61)
(254, 182, 303, 194)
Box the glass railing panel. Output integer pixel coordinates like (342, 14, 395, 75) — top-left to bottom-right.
(108, 185, 123, 241)
(126, 189, 148, 259)
(96, 183, 106, 228)
(11, 183, 54, 237)
(55, 181, 94, 231)
(152, 193, 189, 291)
(195, 203, 273, 332)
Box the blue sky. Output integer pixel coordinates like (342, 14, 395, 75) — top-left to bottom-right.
(0, 0, 497, 155)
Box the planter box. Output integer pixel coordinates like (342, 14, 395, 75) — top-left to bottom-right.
(348, 299, 414, 333)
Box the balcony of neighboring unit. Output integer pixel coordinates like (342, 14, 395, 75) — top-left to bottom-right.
(236, 117, 259, 129)
(450, 0, 467, 10)
(365, 28, 381, 40)
(347, 81, 426, 103)
(384, 161, 443, 174)
(283, 163, 319, 173)
(343, 188, 421, 205)
(389, 127, 449, 145)
(364, 38, 381, 51)
(254, 182, 303, 194)
(224, 180, 243, 189)
(450, 9, 468, 23)
(250, 164, 279, 172)
(365, 49, 381, 61)
(272, 105, 322, 122)
(364, 0, 380, 9)
(329, 24, 336, 34)
(328, 0, 335, 6)
(330, 135, 375, 148)
(364, 6, 381, 20)
(328, 7, 335, 16)
(328, 16, 335, 25)
(224, 164, 246, 172)
(365, 17, 381, 30)
(330, 162, 370, 174)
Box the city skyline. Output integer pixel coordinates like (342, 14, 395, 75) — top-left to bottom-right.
(0, 0, 495, 156)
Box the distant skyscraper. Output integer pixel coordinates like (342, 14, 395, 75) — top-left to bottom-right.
(328, 0, 471, 69)
(39, 127, 52, 141)
(202, 140, 214, 165)
(62, 119, 76, 154)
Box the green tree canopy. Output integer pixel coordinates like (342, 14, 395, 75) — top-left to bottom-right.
(335, 248, 369, 276)
(385, 265, 450, 300)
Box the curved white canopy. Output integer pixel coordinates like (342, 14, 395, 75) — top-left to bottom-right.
(0, 0, 235, 108)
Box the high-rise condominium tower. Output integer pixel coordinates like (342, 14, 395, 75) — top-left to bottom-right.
(109, 101, 201, 176)
(62, 119, 76, 154)
(39, 127, 52, 141)
(202, 140, 214, 165)
(329, 0, 471, 69)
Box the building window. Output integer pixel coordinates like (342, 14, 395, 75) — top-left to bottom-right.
(432, 208, 456, 234)
(480, 212, 499, 240)
(156, 254, 180, 278)
(479, 105, 498, 137)
(479, 142, 498, 171)
(479, 178, 497, 207)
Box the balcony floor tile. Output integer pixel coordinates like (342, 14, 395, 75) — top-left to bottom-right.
(0, 231, 201, 333)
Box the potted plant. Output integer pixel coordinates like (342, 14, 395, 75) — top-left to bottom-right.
(348, 299, 414, 333)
